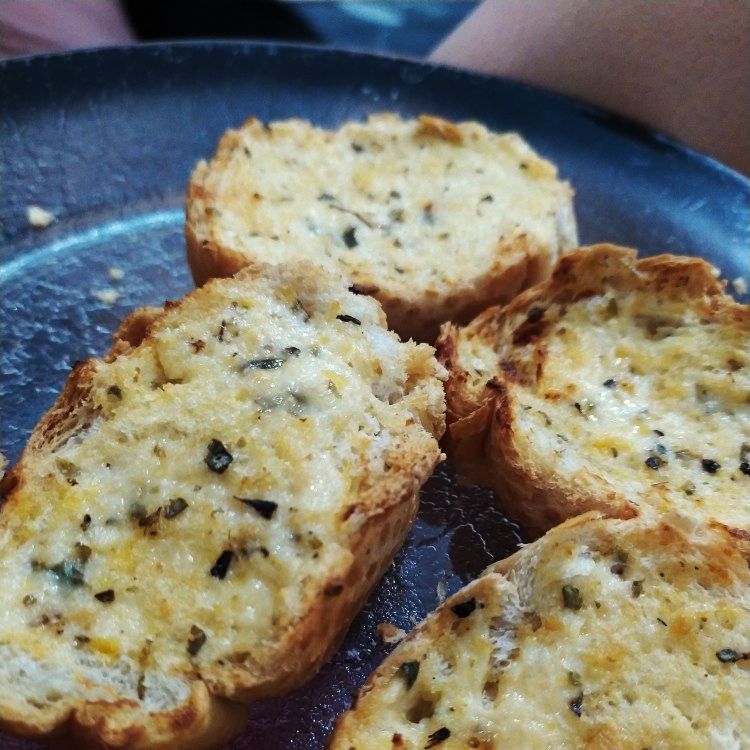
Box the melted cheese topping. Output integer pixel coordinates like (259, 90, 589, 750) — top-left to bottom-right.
(334, 520, 750, 749)
(462, 290, 750, 529)
(0, 268, 444, 708)
(192, 115, 576, 298)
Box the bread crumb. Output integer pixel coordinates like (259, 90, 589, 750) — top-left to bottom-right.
(108, 266, 125, 281)
(0, 451, 7, 480)
(377, 623, 406, 645)
(26, 205, 56, 228)
(436, 578, 447, 602)
(732, 277, 747, 295)
(94, 289, 121, 305)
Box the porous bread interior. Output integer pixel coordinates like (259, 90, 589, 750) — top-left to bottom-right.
(332, 516, 750, 749)
(454, 247, 750, 530)
(0, 264, 445, 721)
(188, 114, 577, 337)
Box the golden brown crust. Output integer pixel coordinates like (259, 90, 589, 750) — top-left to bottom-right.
(1, 262, 444, 749)
(437, 244, 749, 537)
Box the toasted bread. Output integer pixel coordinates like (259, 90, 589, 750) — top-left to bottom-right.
(0, 262, 446, 749)
(186, 113, 577, 342)
(331, 513, 750, 749)
(437, 244, 750, 536)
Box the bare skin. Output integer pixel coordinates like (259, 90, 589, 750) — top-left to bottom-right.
(431, 0, 750, 174)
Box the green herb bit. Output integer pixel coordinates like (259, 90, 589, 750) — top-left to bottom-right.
(187, 625, 207, 656)
(205, 440, 233, 474)
(164, 498, 188, 519)
(562, 585, 583, 610)
(235, 497, 278, 519)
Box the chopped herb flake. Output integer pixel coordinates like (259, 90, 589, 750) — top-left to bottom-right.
(284, 346, 301, 356)
(716, 648, 749, 663)
(425, 727, 450, 748)
(631, 580, 644, 598)
(318, 192, 335, 201)
(210, 550, 234, 579)
(205, 440, 233, 474)
(645, 455, 663, 470)
(50, 561, 85, 588)
(740, 462, 750, 476)
(603, 378, 616, 388)
(701, 459, 720, 473)
(235, 497, 278, 519)
(562, 585, 583, 610)
(342, 226, 358, 248)
(349, 282, 379, 296)
(94, 589, 115, 603)
(164, 497, 188, 519)
(187, 625, 207, 656)
(336, 314, 361, 325)
(241, 357, 285, 372)
(80, 513, 92, 531)
(107, 385, 122, 398)
(569, 692, 584, 716)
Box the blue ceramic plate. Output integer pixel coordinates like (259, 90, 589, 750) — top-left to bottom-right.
(1, 42, 748, 750)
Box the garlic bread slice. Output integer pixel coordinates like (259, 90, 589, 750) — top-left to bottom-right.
(437, 244, 750, 536)
(0, 262, 445, 749)
(331, 514, 750, 750)
(186, 113, 577, 342)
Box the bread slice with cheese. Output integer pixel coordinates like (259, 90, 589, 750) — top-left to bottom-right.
(186, 113, 578, 343)
(331, 513, 750, 750)
(437, 244, 750, 537)
(0, 262, 446, 750)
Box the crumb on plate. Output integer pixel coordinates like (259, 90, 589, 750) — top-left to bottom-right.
(377, 623, 406, 645)
(732, 276, 748, 295)
(108, 266, 125, 281)
(94, 289, 121, 305)
(26, 205, 56, 228)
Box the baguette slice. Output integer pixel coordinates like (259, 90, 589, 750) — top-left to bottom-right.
(331, 513, 750, 749)
(437, 244, 750, 537)
(0, 262, 446, 750)
(186, 113, 577, 342)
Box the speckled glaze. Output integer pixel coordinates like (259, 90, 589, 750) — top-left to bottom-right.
(0, 42, 748, 750)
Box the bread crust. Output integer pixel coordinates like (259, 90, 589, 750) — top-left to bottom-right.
(437, 244, 750, 537)
(185, 113, 577, 342)
(0, 263, 445, 749)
